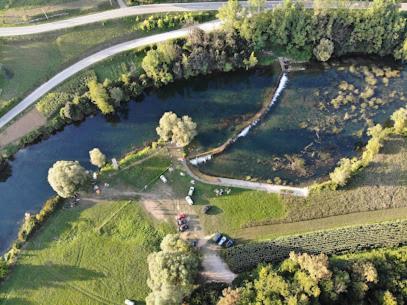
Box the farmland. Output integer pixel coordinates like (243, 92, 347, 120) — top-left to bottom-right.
(223, 220, 407, 273)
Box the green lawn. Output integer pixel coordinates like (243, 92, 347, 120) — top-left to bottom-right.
(165, 166, 287, 235)
(0, 16, 142, 103)
(101, 151, 172, 191)
(0, 200, 174, 305)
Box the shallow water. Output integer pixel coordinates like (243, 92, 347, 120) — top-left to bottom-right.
(0, 68, 280, 252)
(199, 61, 407, 185)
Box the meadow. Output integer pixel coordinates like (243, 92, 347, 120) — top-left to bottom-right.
(0, 200, 174, 305)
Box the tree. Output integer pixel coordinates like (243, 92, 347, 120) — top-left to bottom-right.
(217, 288, 242, 305)
(48, 161, 88, 198)
(314, 38, 334, 62)
(146, 234, 199, 305)
(87, 80, 114, 114)
(172, 115, 198, 147)
(142, 42, 180, 85)
(243, 52, 258, 70)
(248, 0, 266, 13)
(89, 148, 106, 168)
(156, 112, 197, 147)
(391, 108, 407, 134)
(160, 234, 191, 253)
(217, 0, 242, 30)
(109, 87, 124, 107)
(329, 158, 353, 187)
(0, 258, 7, 280)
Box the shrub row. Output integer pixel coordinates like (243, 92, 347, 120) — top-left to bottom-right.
(223, 220, 407, 273)
(136, 12, 214, 32)
(3, 196, 65, 266)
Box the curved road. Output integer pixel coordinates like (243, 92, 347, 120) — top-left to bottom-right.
(0, 1, 281, 37)
(0, 21, 221, 129)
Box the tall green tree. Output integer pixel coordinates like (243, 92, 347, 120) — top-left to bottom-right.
(87, 80, 114, 115)
(47, 160, 88, 198)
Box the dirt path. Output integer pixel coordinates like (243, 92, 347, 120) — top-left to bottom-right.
(0, 108, 46, 148)
(181, 159, 309, 197)
(139, 183, 237, 283)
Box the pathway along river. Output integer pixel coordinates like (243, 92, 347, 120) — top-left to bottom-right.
(0, 68, 280, 253)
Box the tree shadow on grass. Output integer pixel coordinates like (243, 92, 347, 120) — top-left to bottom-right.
(0, 297, 35, 305)
(6, 263, 105, 291)
(205, 206, 223, 216)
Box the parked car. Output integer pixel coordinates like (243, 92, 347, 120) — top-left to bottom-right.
(218, 236, 227, 246)
(202, 205, 212, 214)
(159, 175, 168, 183)
(125, 300, 135, 305)
(177, 218, 187, 226)
(190, 240, 198, 247)
(185, 196, 194, 205)
(188, 186, 195, 196)
(213, 232, 222, 243)
(179, 224, 189, 232)
(225, 239, 234, 248)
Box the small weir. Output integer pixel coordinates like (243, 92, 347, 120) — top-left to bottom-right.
(189, 73, 288, 165)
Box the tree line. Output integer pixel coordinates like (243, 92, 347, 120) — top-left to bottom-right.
(218, 0, 407, 62)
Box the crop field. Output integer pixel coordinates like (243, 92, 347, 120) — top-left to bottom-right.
(0, 200, 174, 305)
(223, 220, 407, 273)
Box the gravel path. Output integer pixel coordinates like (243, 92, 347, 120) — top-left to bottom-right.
(182, 160, 309, 197)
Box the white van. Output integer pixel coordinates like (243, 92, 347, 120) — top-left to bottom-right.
(188, 186, 195, 197)
(185, 196, 194, 205)
(159, 175, 168, 183)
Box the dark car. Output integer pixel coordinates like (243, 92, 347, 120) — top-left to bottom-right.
(212, 232, 222, 243)
(190, 240, 198, 247)
(202, 205, 212, 214)
(177, 218, 187, 226)
(225, 239, 234, 248)
(179, 224, 189, 232)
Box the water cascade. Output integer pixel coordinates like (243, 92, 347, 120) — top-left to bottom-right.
(236, 73, 288, 140)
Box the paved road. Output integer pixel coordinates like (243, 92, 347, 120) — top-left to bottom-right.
(0, 20, 221, 130)
(0, 1, 281, 37)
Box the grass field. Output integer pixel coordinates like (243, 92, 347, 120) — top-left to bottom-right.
(0, 16, 144, 103)
(0, 0, 115, 26)
(0, 12, 214, 115)
(101, 150, 172, 191)
(0, 200, 174, 305)
(165, 166, 287, 235)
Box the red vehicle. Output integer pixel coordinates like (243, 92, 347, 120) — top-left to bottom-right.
(177, 213, 187, 220)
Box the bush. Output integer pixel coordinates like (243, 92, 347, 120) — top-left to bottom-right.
(36, 92, 71, 118)
(313, 38, 334, 62)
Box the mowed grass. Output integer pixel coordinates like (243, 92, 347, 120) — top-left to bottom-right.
(102, 153, 172, 191)
(165, 166, 286, 235)
(0, 200, 174, 305)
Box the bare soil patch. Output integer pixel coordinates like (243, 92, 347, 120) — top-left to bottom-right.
(0, 108, 45, 148)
